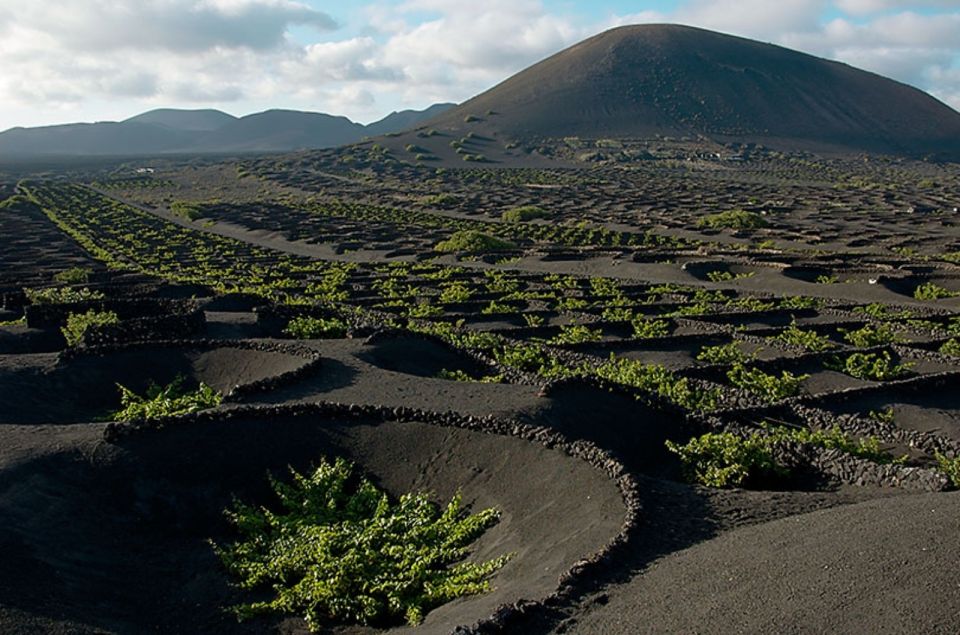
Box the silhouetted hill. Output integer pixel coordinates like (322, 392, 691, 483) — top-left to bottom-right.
(424, 24, 960, 158)
(194, 110, 363, 153)
(124, 109, 238, 131)
(0, 122, 196, 156)
(0, 104, 454, 157)
(364, 103, 456, 137)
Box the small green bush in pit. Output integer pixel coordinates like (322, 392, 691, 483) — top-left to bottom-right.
(827, 351, 912, 381)
(436, 368, 503, 383)
(523, 314, 545, 327)
(53, 266, 92, 284)
(914, 282, 957, 300)
(631, 318, 670, 339)
(841, 323, 900, 348)
(283, 316, 348, 339)
(697, 209, 768, 230)
(775, 321, 834, 352)
(547, 324, 603, 345)
(214, 457, 509, 629)
(666, 431, 781, 488)
(170, 200, 204, 221)
(764, 423, 891, 463)
(593, 355, 720, 412)
(439, 282, 473, 304)
(726, 363, 807, 402)
(934, 452, 960, 488)
(697, 342, 752, 365)
(61, 309, 118, 346)
(869, 406, 896, 423)
(494, 344, 568, 378)
(501, 205, 548, 222)
(111, 375, 222, 421)
(667, 424, 892, 488)
(25, 286, 104, 304)
(420, 193, 458, 207)
(815, 274, 839, 284)
(780, 295, 823, 310)
(706, 270, 753, 282)
(435, 231, 515, 254)
(939, 338, 960, 357)
(481, 300, 517, 315)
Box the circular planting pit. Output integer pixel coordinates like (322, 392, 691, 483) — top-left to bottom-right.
(682, 261, 758, 282)
(360, 331, 493, 379)
(0, 408, 626, 634)
(879, 275, 960, 299)
(0, 341, 319, 424)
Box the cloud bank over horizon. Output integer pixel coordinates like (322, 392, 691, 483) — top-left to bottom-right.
(1, 0, 958, 129)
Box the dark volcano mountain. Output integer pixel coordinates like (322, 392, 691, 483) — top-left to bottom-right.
(425, 24, 960, 158)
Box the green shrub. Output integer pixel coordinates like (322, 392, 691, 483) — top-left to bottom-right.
(939, 338, 960, 357)
(214, 457, 509, 629)
(602, 306, 634, 322)
(501, 205, 547, 222)
(439, 282, 473, 304)
(667, 424, 892, 488)
(594, 355, 720, 412)
(775, 321, 834, 352)
(61, 309, 119, 346)
(854, 303, 914, 321)
(631, 318, 670, 339)
(436, 368, 473, 381)
(696, 342, 752, 365)
(764, 424, 891, 463)
(841, 323, 900, 347)
(706, 270, 753, 282)
(934, 452, 960, 488)
(111, 375, 222, 421)
(436, 368, 503, 383)
(869, 406, 896, 423)
(170, 200, 205, 221)
(914, 282, 957, 300)
(53, 267, 92, 283)
(420, 193, 458, 207)
(283, 316, 348, 339)
(494, 343, 568, 378)
(435, 231, 515, 254)
(780, 295, 823, 310)
(25, 286, 104, 304)
(665, 432, 780, 488)
(481, 300, 517, 315)
(827, 351, 912, 381)
(815, 274, 839, 284)
(548, 324, 602, 345)
(697, 209, 768, 230)
(726, 363, 807, 402)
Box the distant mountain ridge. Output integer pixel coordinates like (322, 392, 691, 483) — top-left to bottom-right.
(0, 104, 455, 157)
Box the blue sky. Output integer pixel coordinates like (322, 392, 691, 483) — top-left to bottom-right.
(0, 1, 958, 129)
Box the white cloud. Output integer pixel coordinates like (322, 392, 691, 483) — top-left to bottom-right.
(675, 0, 827, 38)
(0, 0, 958, 129)
(3, 0, 335, 52)
(835, 0, 958, 16)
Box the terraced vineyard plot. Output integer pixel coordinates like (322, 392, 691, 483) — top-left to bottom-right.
(3, 151, 960, 635)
